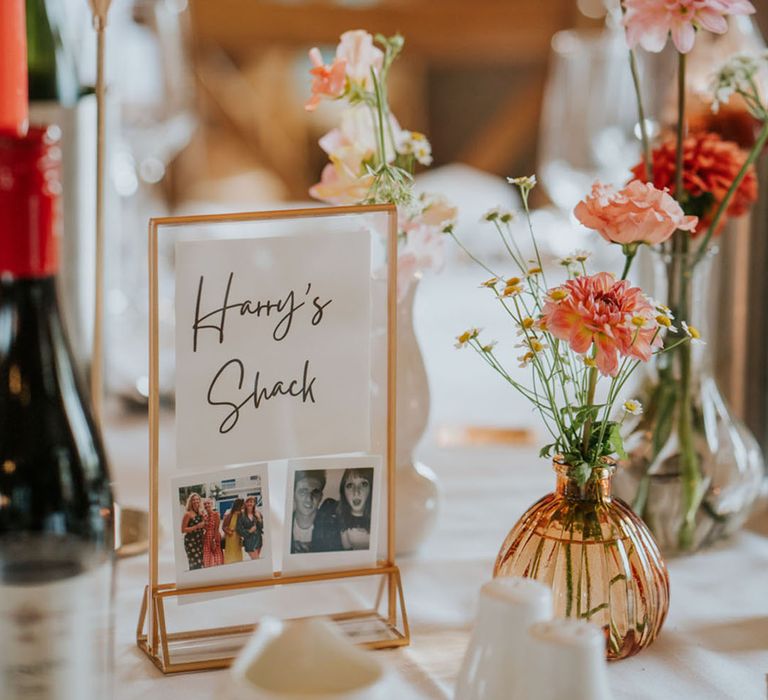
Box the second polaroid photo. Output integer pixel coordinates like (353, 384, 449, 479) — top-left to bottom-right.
(282, 455, 382, 574)
(171, 463, 273, 587)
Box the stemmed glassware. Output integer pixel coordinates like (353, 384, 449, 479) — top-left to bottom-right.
(105, 0, 196, 404)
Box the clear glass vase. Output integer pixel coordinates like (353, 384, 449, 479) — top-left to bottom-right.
(494, 459, 669, 661)
(614, 250, 765, 555)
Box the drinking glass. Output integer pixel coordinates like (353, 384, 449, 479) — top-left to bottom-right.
(538, 24, 650, 214)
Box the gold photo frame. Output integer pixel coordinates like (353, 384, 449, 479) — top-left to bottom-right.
(136, 204, 409, 674)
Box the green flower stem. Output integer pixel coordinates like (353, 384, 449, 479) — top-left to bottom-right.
(675, 52, 686, 203)
(371, 69, 387, 169)
(474, 342, 552, 413)
(620, 246, 637, 281)
(619, 0, 652, 181)
(511, 297, 569, 439)
(677, 332, 699, 550)
(667, 48, 701, 550)
(629, 48, 653, 180)
(521, 195, 547, 288)
(492, 220, 526, 273)
(447, 231, 499, 279)
(565, 528, 574, 617)
(691, 119, 768, 269)
(581, 359, 599, 458)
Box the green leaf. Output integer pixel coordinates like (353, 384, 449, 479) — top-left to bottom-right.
(539, 443, 555, 459)
(570, 461, 591, 486)
(608, 423, 628, 460)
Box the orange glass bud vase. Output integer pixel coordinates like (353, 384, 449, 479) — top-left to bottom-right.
(494, 458, 669, 661)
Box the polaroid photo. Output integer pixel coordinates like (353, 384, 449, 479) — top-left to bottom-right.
(282, 455, 382, 574)
(171, 463, 273, 588)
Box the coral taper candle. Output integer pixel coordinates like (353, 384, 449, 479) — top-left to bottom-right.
(0, 0, 28, 136)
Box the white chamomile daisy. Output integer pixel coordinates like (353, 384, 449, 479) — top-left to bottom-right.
(681, 321, 705, 345)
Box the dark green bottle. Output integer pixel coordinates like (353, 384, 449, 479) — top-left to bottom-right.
(26, 0, 79, 105)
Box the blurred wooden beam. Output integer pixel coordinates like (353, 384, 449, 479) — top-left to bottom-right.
(457, 72, 545, 173)
(189, 0, 578, 64)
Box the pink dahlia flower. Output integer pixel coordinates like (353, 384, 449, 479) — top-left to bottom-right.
(305, 48, 347, 111)
(574, 180, 697, 247)
(623, 0, 755, 54)
(542, 273, 662, 377)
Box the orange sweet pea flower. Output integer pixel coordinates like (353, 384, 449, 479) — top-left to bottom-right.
(305, 48, 347, 112)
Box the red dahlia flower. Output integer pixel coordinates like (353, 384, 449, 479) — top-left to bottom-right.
(630, 131, 758, 236)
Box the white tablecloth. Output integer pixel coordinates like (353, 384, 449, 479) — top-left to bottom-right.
(110, 265, 768, 700)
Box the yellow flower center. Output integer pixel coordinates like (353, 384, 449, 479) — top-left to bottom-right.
(549, 288, 568, 301)
(503, 285, 522, 297)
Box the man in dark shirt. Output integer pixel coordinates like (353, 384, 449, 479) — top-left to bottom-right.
(290, 470, 341, 553)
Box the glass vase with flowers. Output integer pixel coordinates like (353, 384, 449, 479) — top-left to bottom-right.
(608, 0, 767, 555)
(450, 173, 699, 659)
(303, 31, 457, 553)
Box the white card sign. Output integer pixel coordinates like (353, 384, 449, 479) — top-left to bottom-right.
(174, 231, 371, 468)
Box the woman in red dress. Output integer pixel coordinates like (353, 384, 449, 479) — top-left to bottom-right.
(202, 498, 224, 567)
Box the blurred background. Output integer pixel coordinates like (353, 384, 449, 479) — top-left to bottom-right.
(40, 0, 768, 456)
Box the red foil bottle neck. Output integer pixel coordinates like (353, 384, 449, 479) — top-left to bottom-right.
(0, 125, 61, 279)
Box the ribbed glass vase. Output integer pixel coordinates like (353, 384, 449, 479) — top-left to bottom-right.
(494, 459, 669, 661)
(614, 250, 764, 555)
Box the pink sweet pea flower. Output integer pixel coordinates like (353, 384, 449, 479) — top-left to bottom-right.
(396, 223, 445, 300)
(574, 180, 698, 247)
(309, 156, 373, 205)
(623, 0, 755, 54)
(318, 108, 402, 169)
(542, 273, 662, 377)
(336, 30, 384, 88)
(401, 194, 458, 233)
(395, 194, 456, 299)
(305, 47, 347, 111)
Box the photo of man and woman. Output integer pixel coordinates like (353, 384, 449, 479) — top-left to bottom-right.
(173, 465, 269, 581)
(289, 465, 376, 555)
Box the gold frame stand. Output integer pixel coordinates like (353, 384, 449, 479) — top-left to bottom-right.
(136, 564, 410, 674)
(136, 204, 409, 674)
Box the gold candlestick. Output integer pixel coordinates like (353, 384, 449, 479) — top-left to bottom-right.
(87, 0, 111, 422)
(86, 0, 149, 559)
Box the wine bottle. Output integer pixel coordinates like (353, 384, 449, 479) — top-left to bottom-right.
(26, 0, 79, 106)
(27, 0, 95, 376)
(0, 0, 28, 137)
(0, 126, 115, 699)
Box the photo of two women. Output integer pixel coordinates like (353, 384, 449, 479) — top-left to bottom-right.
(178, 477, 265, 571)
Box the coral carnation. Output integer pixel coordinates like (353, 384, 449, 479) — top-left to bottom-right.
(542, 273, 662, 377)
(575, 180, 697, 247)
(630, 132, 758, 236)
(623, 0, 755, 54)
